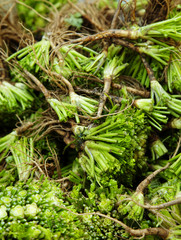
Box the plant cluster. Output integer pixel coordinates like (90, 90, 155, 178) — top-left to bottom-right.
(0, 0, 181, 239)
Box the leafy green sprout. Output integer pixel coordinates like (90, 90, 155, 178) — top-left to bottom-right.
(65, 12, 83, 29)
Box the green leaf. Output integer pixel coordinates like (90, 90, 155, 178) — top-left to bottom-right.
(65, 12, 83, 29)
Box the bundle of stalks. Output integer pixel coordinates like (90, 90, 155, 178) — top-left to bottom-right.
(0, 0, 181, 239)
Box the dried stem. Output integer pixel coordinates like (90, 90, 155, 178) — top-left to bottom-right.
(74, 74, 150, 97)
(97, 76, 112, 117)
(116, 195, 181, 210)
(50, 75, 67, 93)
(53, 177, 69, 182)
(30, 121, 66, 141)
(144, 198, 181, 210)
(140, 55, 157, 82)
(75, 86, 123, 103)
(36, 126, 66, 141)
(136, 163, 170, 193)
(113, 82, 150, 97)
(47, 138, 62, 178)
(24, 69, 50, 99)
(69, 29, 141, 44)
(131, 0, 137, 23)
(0, 0, 16, 26)
(16, 122, 34, 135)
(171, 135, 181, 158)
(111, 0, 122, 29)
(113, 38, 143, 53)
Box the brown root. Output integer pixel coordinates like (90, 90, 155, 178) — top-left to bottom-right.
(111, 0, 123, 29)
(140, 55, 157, 82)
(97, 77, 112, 116)
(143, 0, 171, 24)
(46, 0, 110, 47)
(0, 1, 33, 48)
(24, 70, 50, 98)
(0, 1, 33, 81)
(74, 72, 150, 97)
(136, 163, 170, 193)
(16, 122, 34, 136)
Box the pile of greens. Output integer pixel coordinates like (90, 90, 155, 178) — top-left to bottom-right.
(0, 0, 180, 239)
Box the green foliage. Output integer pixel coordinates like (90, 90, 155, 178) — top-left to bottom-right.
(7, 39, 51, 74)
(150, 138, 168, 161)
(0, 179, 78, 239)
(0, 131, 18, 162)
(147, 177, 181, 228)
(10, 137, 35, 181)
(0, 178, 127, 240)
(0, 82, 34, 113)
(167, 52, 181, 92)
(65, 12, 83, 29)
(73, 108, 150, 186)
(48, 98, 78, 122)
(2, 1, 181, 239)
(118, 191, 144, 221)
(0, 168, 17, 188)
(17, 0, 68, 31)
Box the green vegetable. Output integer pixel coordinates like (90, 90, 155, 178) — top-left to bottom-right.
(2, 2, 181, 239)
(169, 118, 181, 129)
(10, 205, 24, 219)
(139, 13, 181, 41)
(167, 52, 181, 92)
(136, 42, 173, 65)
(69, 92, 98, 116)
(169, 153, 181, 178)
(134, 98, 169, 130)
(0, 206, 7, 220)
(118, 191, 144, 221)
(97, 47, 128, 116)
(0, 178, 124, 239)
(73, 108, 150, 186)
(151, 80, 181, 117)
(48, 98, 77, 122)
(7, 38, 51, 73)
(0, 81, 34, 112)
(148, 178, 181, 228)
(24, 203, 40, 218)
(150, 138, 168, 161)
(10, 137, 35, 181)
(0, 131, 18, 162)
(84, 50, 106, 74)
(59, 44, 88, 70)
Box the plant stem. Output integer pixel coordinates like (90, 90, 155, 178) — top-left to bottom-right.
(97, 77, 112, 117)
(136, 163, 170, 193)
(69, 29, 141, 44)
(24, 70, 50, 99)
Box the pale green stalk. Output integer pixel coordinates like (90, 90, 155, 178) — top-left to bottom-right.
(151, 80, 181, 117)
(48, 98, 77, 122)
(69, 92, 98, 116)
(7, 39, 51, 73)
(0, 131, 18, 162)
(10, 137, 34, 181)
(150, 139, 168, 161)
